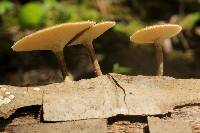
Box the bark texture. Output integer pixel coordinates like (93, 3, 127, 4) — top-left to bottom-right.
(1, 73, 200, 133)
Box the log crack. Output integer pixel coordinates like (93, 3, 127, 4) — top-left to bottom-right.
(107, 74, 128, 111)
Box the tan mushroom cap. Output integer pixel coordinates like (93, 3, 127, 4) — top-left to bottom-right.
(130, 24, 182, 44)
(69, 21, 116, 45)
(12, 21, 95, 52)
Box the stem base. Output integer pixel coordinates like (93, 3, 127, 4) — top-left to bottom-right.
(84, 41, 103, 76)
(54, 51, 69, 80)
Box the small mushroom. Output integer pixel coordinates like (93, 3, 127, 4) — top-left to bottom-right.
(69, 21, 116, 76)
(130, 24, 182, 76)
(12, 21, 95, 80)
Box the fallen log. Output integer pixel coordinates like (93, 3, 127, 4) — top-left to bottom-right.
(148, 104, 200, 133)
(43, 73, 200, 121)
(0, 73, 200, 122)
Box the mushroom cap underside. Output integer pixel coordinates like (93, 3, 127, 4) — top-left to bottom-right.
(12, 21, 95, 52)
(130, 24, 182, 44)
(69, 21, 116, 45)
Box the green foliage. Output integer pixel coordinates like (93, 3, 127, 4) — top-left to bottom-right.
(115, 20, 144, 36)
(64, 5, 81, 21)
(180, 12, 200, 30)
(2, 12, 18, 30)
(43, 2, 68, 26)
(43, 0, 57, 8)
(0, 1, 13, 16)
(19, 2, 46, 28)
(113, 63, 131, 74)
(79, 6, 100, 20)
(64, 5, 100, 22)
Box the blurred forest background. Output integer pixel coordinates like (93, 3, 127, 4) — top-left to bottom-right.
(0, 0, 200, 85)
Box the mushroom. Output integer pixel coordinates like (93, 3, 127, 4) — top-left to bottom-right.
(12, 21, 95, 80)
(130, 24, 182, 76)
(69, 21, 116, 76)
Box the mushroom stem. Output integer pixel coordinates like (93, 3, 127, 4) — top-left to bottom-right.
(84, 41, 103, 76)
(54, 50, 69, 80)
(154, 41, 163, 76)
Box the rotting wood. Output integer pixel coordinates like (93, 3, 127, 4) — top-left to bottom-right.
(0, 86, 43, 118)
(147, 117, 200, 133)
(43, 73, 200, 121)
(148, 105, 200, 133)
(5, 119, 107, 133)
(1, 73, 200, 121)
(43, 75, 126, 121)
(148, 117, 194, 133)
(109, 73, 200, 115)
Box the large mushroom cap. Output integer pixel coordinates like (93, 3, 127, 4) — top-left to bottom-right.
(12, 21, 95, 52)
(69, 21, 116, 45)
(130, 24, 182, 44)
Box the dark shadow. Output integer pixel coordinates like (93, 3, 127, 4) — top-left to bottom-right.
(147, 112, 172, 119)
(0, 105, 41, 131)
(173, 103, 200, 110)
(107, 114, 147, 125)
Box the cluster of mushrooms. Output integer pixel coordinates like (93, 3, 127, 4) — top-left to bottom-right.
(12, 21, 182, 80)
